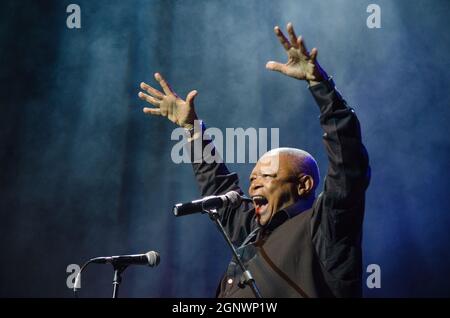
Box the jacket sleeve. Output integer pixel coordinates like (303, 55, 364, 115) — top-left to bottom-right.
(186, 124, 256, 246)
(309, 79, 371, 294)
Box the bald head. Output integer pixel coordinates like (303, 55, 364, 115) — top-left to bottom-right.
(260, 147, 320, 192)
(249, 147, 320, 226)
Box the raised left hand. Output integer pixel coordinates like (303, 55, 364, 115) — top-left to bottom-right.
(266, 23, 326, 85)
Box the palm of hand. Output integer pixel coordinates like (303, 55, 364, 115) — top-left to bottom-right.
(138, 73, 198, 129)
(266, 23, 323, 83)
(167, 95, 196, 127)
(284, 48, 316, 80)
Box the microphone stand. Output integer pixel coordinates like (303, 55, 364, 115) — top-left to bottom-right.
(204, 208, 262, 298)
(74, 260, 129, 298)
(112, 264, 128, 298)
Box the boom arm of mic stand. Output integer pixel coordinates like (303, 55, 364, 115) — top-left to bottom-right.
(73, 258, 129, 298)
(204, 208, 262, 298)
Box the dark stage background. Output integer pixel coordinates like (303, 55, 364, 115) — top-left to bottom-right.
(1, 0, 449, 297)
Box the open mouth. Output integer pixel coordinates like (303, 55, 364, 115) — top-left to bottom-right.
(252, 195, 269, 216)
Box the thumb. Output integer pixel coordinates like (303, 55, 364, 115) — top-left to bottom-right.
(185, 90, 198, 107)
(266, 61, 286, 73)
(309, 48, 318, 63)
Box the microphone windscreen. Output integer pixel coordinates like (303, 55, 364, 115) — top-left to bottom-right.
(226, 191, 242, 208)
(145, 251, 160, 267)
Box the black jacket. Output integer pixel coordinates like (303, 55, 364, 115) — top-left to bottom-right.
(189, 79, 370, 298)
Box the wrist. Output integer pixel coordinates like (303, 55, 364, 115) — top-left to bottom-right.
(182, 115, 198, 130)
(307, 63, 327, 86)
(308, 75, 338, 96)
(184, 119, 205, 142)
(307, 79, 321, 87)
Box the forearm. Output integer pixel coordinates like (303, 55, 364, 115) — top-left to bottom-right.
(186, 121, 242, 197)
(186, 123, 256, 245)
(310, 79, 370, 206)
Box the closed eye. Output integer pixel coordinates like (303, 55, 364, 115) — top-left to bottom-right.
(250, 174, 276, 182)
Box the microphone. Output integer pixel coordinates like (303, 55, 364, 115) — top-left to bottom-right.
(173, 190, 244, 217)
(73, 251, 159, 294)
(89, 251, 160, 267)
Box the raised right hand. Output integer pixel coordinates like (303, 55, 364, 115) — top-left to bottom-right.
(138, 73, 198, 129)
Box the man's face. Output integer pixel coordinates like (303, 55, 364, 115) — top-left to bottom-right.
(248, 153, 300, 226)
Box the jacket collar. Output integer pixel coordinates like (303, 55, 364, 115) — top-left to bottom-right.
(259, 198, 313, 235)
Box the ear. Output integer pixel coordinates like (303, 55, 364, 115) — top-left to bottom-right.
(297, 174, 314, 197)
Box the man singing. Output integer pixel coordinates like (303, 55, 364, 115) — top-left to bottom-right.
(138, 23, 370, 298)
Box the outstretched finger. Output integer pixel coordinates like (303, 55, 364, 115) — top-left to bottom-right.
(140, 82, 164, 99)
(297, 36, 309, 57)
(274, 26, 291, 51)
(185, 90, 198, 107)
(309, 48, 318, 63)
(266, 61, 287, 74)
(287, 22, 299, 48)
(138, 91, 161, 107)
(143, 107, 162, 116)
(154, 73, 174, 96)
